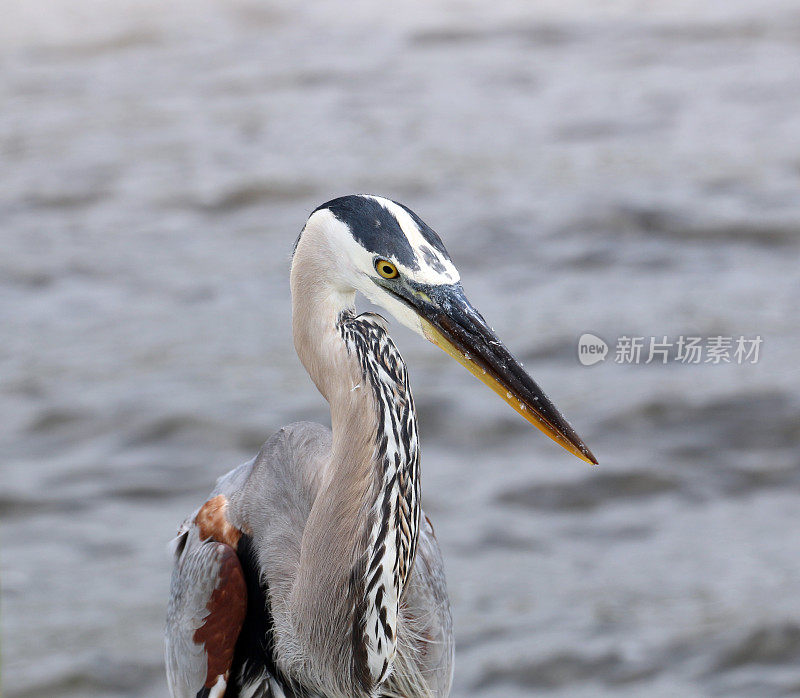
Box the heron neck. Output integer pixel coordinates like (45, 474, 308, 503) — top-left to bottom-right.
(289, 244, 420, 696)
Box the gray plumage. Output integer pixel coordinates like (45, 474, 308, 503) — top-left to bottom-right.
(167, 423, 452, 698)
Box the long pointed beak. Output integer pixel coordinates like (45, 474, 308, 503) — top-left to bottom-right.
(403, 282, 597, 465)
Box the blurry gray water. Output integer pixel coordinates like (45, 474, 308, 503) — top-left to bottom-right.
(2, 1, 800, 696)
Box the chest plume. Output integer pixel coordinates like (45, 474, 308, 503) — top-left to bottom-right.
(338, 311, 422, 689)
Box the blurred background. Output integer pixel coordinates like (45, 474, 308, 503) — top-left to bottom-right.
(2, 0, 799, 696)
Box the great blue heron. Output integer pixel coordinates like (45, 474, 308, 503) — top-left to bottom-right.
(166, 195, 596, 698)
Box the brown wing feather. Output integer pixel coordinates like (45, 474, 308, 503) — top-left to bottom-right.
(193, 542, 248, 691)
(167, 495, 250, 698)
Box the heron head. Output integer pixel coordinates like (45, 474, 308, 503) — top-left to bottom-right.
(300, 194, 597, 465)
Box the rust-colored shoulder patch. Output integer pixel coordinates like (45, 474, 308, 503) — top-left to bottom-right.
(194, 543, 247, 690)
(195, 495, 242, 549)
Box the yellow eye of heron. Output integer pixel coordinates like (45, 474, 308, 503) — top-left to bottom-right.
(375, 259, 399, 279)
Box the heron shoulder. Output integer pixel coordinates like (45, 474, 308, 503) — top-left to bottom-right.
(214, 421, 331, 524)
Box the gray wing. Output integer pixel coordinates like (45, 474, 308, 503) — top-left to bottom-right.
(216, 422, 331, 640)
(167, 422, 331, 698)
(389, 514, 454, 698)
(166, 525, 247, 698)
